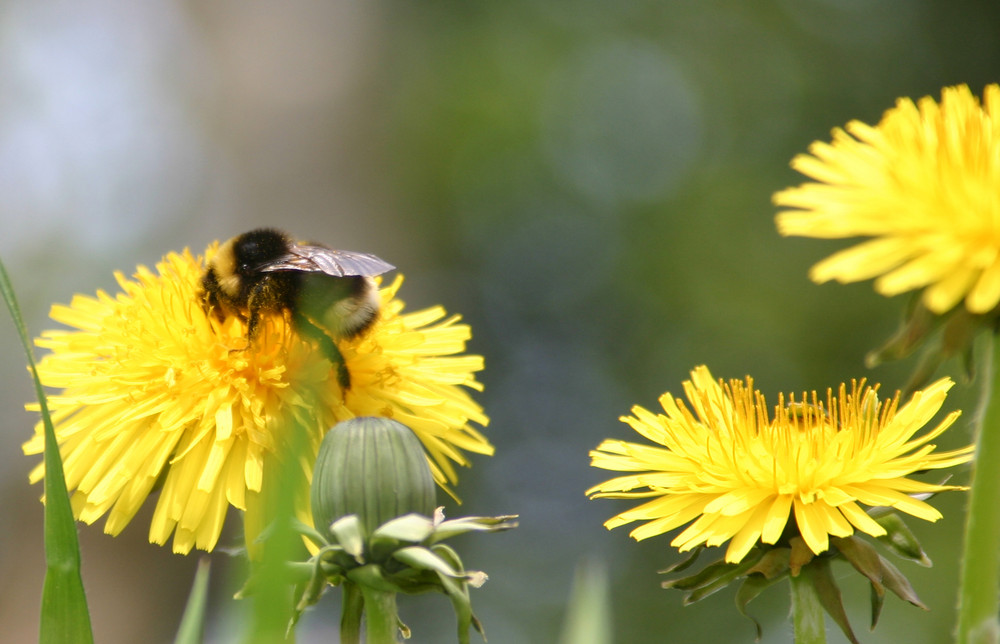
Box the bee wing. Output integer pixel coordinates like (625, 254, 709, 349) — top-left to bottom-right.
(260, 244, 395, 277)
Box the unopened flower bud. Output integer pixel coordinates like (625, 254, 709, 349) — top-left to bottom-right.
(311, 417, 436, 538)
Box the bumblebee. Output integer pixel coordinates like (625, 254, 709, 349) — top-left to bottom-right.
(200, 228, 395, 389)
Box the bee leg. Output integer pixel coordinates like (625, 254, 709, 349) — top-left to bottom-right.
(235, 304, 263, 354)
(246, 308, 261, 341)
(293, 311, 352, 390)
(236, 285, 271, 355)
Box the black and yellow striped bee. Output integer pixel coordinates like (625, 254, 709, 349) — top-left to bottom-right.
(201, 228, 394, 388)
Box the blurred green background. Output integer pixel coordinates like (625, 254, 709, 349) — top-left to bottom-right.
(2, 1, 998, 642)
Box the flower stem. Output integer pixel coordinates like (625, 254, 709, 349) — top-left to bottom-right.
(359, 584, 399, 644)
(956, 335, 1000, 644)
(790, 572, 827, 644)
(340, 582, 364, 644)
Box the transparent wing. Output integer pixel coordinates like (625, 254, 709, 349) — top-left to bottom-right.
(259, 244, 394, 277)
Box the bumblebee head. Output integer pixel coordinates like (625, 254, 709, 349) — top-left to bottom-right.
(231, 229, 291, 271)
(208, 228, 291, 298)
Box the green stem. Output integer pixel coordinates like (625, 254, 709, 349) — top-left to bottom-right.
(245, 563, 295, 644)
(790, 571, 827, 644)
(359, 584, 399, 644)
(956, 335, 1000, 644)
(341, 582, 364, 644)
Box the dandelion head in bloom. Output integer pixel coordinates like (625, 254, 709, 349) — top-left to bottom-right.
(587, 366, 973, 564)
(23, 243, 492, 554)
(776, 84, 1000, 315)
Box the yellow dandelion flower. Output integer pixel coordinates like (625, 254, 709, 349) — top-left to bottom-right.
(587, 366, 973, 564)
(775, 84, 1000, 314)
(23, 244, 492, 554)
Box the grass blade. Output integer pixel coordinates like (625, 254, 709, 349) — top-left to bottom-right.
(0, 257, 94, 644)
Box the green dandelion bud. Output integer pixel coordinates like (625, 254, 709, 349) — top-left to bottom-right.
(287, 417, 515, 642)
(311, 416, 437, 539)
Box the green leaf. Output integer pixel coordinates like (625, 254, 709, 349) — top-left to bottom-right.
(873, 513, 931, 566)
(746, 548, 791, 580)
(877, 554, 926, 610)
(346, 563, 405, 593)
(330, 515, 366, 561)
(869, 580, 886, 631)
(789, 537, 817, 575)
(865, 295, 938, 367)
(690, 555, 765, 604)
(902, 348, 947, 398)
(291, 517, 330, 549)
(807, 558, 860, 644)
(423, 543, 489, 589)
(0, 257, 94, 644)
(435, 562, 484, 644)
(430, 514, 520, 542)
(174, 557, 211, 644)
(291, 550, 339, 627)
(424, 544, 487, 642)
(372, 513, 435, 543)
(658, 546, 705, 575)
(661, 557, 735, 591)
(736, 573, 785, 642)
(428, 543, 465, 574)
(834, 536, 884, 592)
(664, 551, 766, 604)
(833, 537, 887, 629)
(394, 546, 464, 578)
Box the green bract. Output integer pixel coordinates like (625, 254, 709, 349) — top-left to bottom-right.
(660, 511, 932, 644)
(311, 416, 437, 538)
(272, 416, 519, 643)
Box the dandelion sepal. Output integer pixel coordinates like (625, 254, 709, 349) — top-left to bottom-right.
(662, 522, 932, 643)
